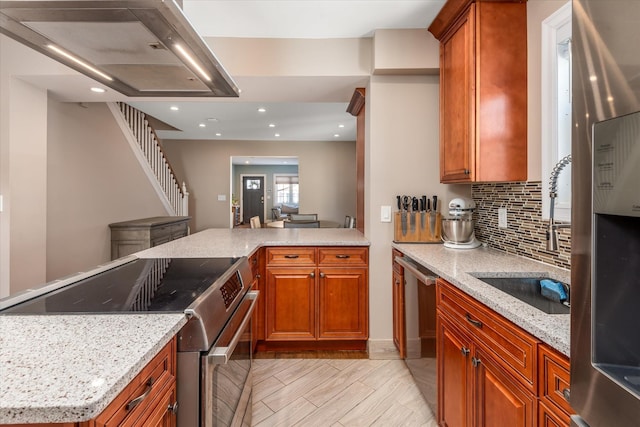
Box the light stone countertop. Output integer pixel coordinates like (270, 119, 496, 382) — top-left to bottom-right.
(0, 227, 369, 424)
(135, 227, 370, 259)
(0, 314, 186, 424)
(392, 243, 571, 356)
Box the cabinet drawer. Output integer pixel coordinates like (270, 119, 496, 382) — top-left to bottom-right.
(437, 279, 539, 392)
(538, 400, 570, 427)
(318, 247, 368, 266)
(539, 344, 573, 418)
(170, 222, 188, 239)
(94, 338, 176, 426)
(266, 247, 316, 266)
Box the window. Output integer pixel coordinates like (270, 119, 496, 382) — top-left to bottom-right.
(541, 2, 572, 221)
(246, 179, 261, 190)
(274, 174, 299, 205)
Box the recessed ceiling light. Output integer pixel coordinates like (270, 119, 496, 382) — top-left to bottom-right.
(207, 117, 218, 122)
(338, 124, 345, 128)
(274, 133, 280, 137)
(90, 87, 105, 93)
(283, 161, 288, 164)
(258, 107, 266, 113)
(269, 123, 276, 128)
(607, 96, 614, 102)
(334, 134, 340, 137)
(199, 123, 206, 128)
(245, 160, 250, 164)
(215, 133, 222, 136)
(170, 106, 179, 111)
(589, 75, 597, 82)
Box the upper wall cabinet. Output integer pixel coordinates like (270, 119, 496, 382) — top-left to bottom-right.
(429, 0, 528, 183)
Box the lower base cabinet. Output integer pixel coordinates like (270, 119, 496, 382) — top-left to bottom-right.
(261, 246, 369, 350)
(436, 278, 574, 427)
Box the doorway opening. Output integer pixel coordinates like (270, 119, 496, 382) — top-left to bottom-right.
(240, 175, 266, 225)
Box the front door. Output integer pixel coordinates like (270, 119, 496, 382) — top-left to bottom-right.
(242, 176, 264, 224)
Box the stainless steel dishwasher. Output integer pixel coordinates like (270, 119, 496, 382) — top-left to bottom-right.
(394, 256, 438, 415)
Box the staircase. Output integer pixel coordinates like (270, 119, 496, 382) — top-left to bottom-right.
(108, 102, 189, 216)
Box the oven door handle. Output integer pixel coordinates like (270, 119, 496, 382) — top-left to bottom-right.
(206, 291, 259, 364)
(394, 256, 437, 285)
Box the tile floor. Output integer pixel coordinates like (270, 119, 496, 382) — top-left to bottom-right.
(251, 358, 438, 426)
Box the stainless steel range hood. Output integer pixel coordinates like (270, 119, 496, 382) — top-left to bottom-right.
(0, 0, 240, 97)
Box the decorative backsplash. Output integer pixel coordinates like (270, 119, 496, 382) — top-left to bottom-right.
(471, 182, 571, 270)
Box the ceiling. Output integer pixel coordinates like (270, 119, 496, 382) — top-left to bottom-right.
(15, 1, 446, 146)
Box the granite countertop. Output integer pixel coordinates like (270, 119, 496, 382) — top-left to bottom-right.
(135, 227, 370, 259)
(392, 243, 571, 356)
(0, 314, 186, 424)
(0, 227, 369, 424)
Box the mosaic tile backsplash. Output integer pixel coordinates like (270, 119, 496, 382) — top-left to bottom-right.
(471, 181, 571, 270)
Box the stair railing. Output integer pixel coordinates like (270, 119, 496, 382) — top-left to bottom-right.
(108, 102, 189, 216)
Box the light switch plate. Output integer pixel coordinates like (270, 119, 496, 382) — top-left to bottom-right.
(381, 205, 392, 222)
(217, 194, 226, 201)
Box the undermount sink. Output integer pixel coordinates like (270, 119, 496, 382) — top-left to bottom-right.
(473, 276, 570, 315)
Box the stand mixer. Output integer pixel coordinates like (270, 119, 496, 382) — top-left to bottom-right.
(441, 198, 482, 249)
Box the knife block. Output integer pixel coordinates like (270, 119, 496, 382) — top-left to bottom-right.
(393, 212, 442, 243)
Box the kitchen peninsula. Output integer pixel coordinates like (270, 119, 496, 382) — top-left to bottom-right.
(0, 228, 369, 425)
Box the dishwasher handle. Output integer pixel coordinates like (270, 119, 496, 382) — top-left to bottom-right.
(206, 291, 258, 364)
(394, 256, 437, 285)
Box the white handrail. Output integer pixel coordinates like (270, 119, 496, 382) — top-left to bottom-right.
(109, 102, 188, 216)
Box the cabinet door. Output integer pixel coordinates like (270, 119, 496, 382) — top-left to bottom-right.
(437, 315, 473, 427)
(317, 267, 368, 339)
(440, 4, 475, 183)
(266, 267, 316, 340)
(538, 401, 570, 427)
(474, 348, 536, 427)
(392, 267, 406, 358)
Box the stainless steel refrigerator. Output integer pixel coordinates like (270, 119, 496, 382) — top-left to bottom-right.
(571, 1, 640, 426)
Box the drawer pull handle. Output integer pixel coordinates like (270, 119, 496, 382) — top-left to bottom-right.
(465, 313, 483, 328)
(126, 377, 154, 411)
(320, 272, 326, 278)
(310, 272, 315, 278)
(471, 357, 481, 368)
(168, 401, 179, 414)
(562, 388, 570, 401)
(461, 347, 470, 357)
(284, 254, 299, 259)
(395, 279, 400, 285)
(336, 254, 351, 259)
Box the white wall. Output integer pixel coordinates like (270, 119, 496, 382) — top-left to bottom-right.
(162, 139, 356, 230)
(46, 101, 167, 281)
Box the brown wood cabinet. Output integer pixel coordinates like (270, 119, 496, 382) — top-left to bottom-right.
(7, 338, 178, 427)
(437, 278, 538, 427)
(392, 249, 406, 358)
(428, 0, 528, 183)
(263, 246, 368, 350)
(436, 278, 575, 427)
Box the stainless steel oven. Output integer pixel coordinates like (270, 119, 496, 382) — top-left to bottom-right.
(572, 1, 640, 425)
(0, 255, 258, 427)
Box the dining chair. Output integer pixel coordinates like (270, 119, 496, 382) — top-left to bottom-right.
(250, 216, 261, 228)
(290, 213, 318, 221)
(284, 220, 320, 228)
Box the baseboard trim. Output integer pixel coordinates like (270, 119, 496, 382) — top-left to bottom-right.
(367, 339, 401, 360)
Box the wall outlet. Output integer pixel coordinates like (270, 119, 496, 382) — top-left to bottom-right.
(498, 208, 508, 228)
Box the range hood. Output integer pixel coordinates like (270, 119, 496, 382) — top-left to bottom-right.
(0, 0, 240, 97)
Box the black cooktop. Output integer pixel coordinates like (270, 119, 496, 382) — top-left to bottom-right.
(1, 257, 241, 314)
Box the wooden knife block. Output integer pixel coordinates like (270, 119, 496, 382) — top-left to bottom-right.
(393, 211, 442, 243)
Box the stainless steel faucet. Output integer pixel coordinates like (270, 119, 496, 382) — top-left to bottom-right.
(546, 154, 572, 251)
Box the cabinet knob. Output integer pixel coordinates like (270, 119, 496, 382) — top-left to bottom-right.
(167, 401, 179, 414)
(395, 279, 400, 285)
(256, 274, 261, 279)
(310, 272, 315, 278)
(464, 169, 470, 175)
(320, 272, 326, 278)
(461, 347, 470, 357)
(471, 357, 481, 368)
(562, 388, 570, 401)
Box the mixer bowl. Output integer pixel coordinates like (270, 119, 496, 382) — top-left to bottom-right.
(441, 217, 476, 244)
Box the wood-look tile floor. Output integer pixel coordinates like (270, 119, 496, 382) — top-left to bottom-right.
(251, 358, 438, 426)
